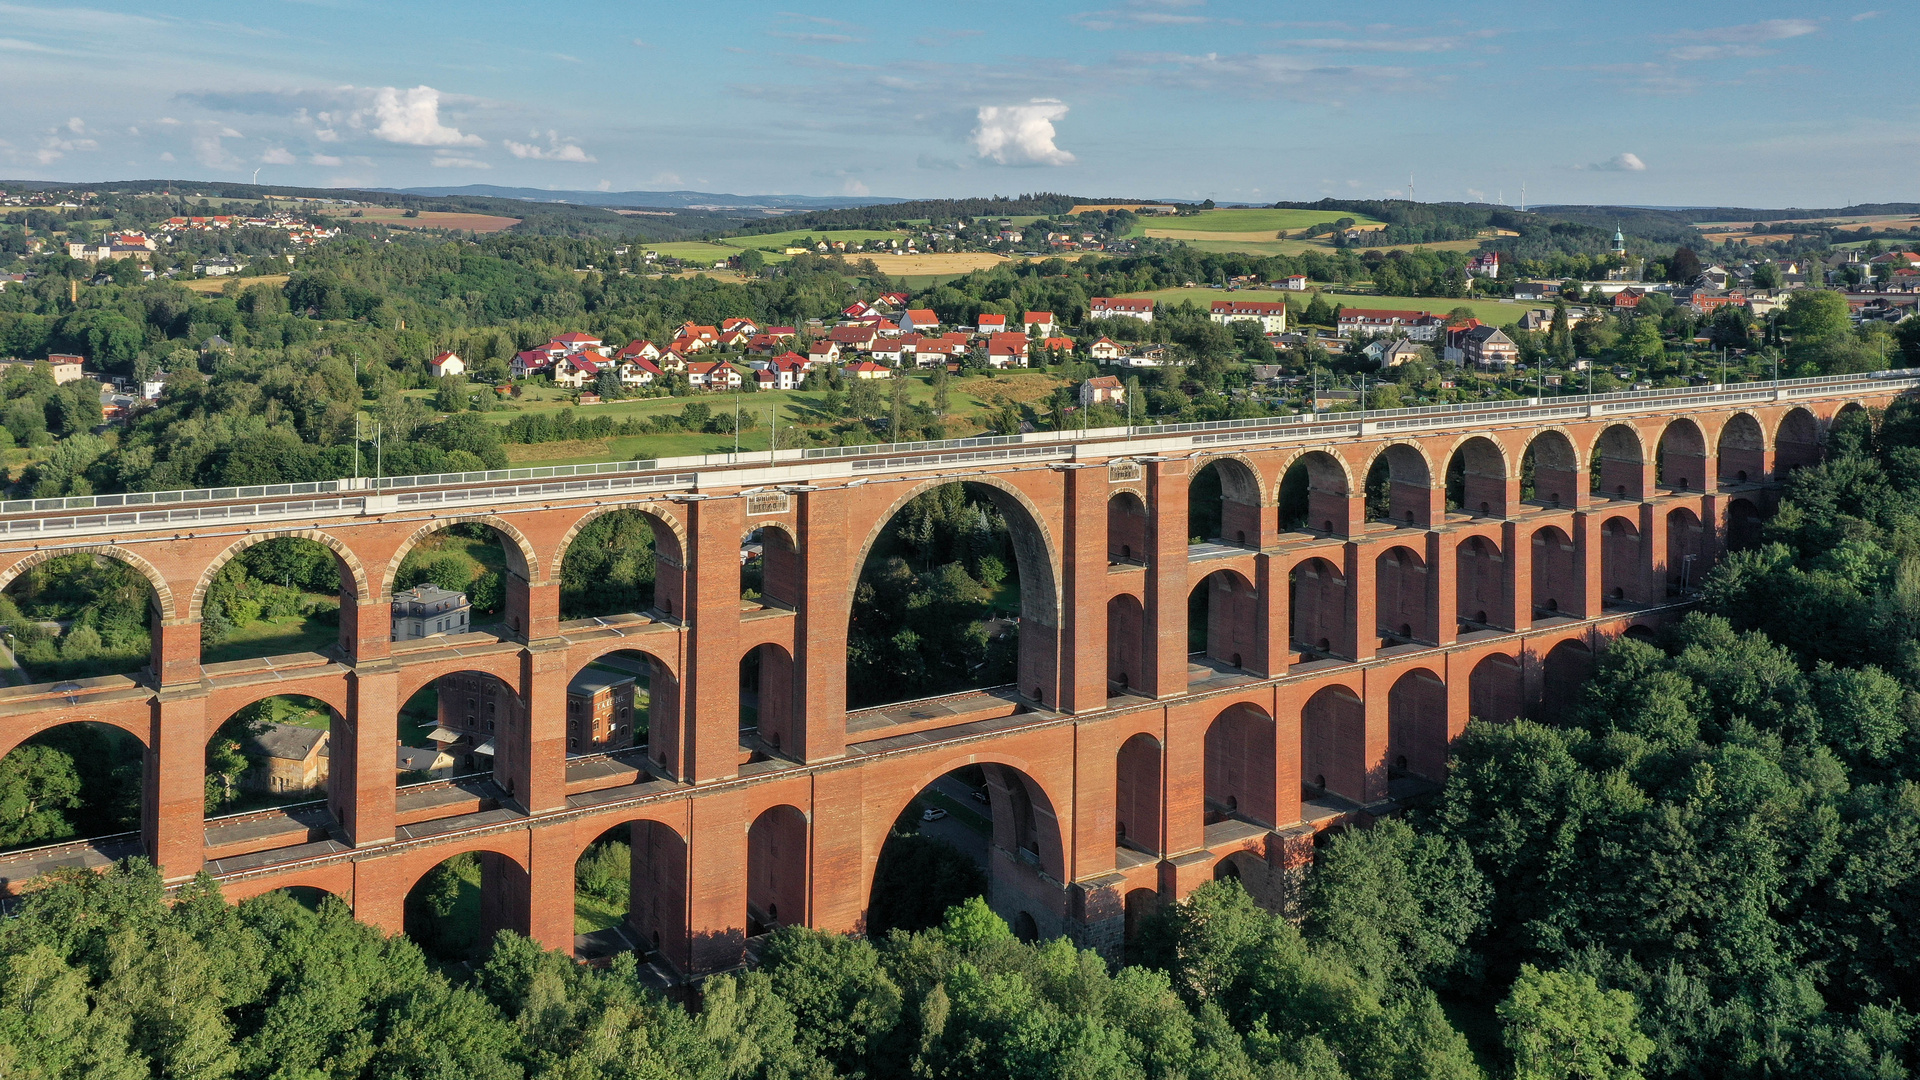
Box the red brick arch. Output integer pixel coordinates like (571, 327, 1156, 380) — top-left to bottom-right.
(380, 514, 542, 600)
(203, 685, 350, 744)
(186, 528, 374, 621)
(862, 748, 1072, 901)
(0, 699, 152, 763)
(566, 637, 682, 684)
(0, 544, 176, 619)
(545, 501, 691, 582)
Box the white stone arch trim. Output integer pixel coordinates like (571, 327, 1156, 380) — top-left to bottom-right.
(188, 528, 373, 621)
(381, 514, 541, 601)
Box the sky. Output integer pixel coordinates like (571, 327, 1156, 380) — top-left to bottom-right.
(0, 0, 1912, 208)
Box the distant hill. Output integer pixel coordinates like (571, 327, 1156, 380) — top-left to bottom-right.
(383, 185, 906, 212)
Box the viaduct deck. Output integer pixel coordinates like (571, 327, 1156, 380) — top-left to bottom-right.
(0, 369, 1906, 971)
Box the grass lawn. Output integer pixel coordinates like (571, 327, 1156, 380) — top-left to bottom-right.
(259, 696, 334, 730)
(201, 595, 340, 665)
(1152, 235, 1482, 257)
(576, 893, 626, 935)
(1120, 286, 1535, 327)
(643, 228, 905, 266)
(399, 685, 438, 745)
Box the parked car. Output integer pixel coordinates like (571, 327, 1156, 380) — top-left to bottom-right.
(970, 790, 988, 804)
(921, 806, 948, 822)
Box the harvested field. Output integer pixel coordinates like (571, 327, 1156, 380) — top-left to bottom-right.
(865, 252, 1010, 274)
(341, 207, 521, 232)
(179, 274, 289, 293)
(1144, 228, 1287, 242)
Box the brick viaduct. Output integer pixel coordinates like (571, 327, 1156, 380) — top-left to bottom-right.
(0, 371, 1907, 972)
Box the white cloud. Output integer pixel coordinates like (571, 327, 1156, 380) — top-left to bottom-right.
(971, 99, 1076, 166)
(159, 151, 175, 162)
(310, 153, 342, 166)
(193, 130, 242, 168)
(503, 130, 595, 162)
(260, 146, 296, 164)
(368, 86, 482, 147)
(1579, 152, 1647, 172)
(431, 153, 490, 169)
(1853, 10, 1883, 20)
(843, 177, 871, 196)
(66, 116, 85, 134)
(0, 37, 62, 53)
(595, 179, 612, 191)
(1665, 18, 1818, 59)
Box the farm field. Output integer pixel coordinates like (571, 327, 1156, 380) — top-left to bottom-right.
(1154, 234, 1483, 257)
(1136, 207, 1386, 235)
(1699, 213, 1920, 244)
(179, 274, 290, 293)
(645, 228, 907, 266)
(337, 206, 522, 232)
(1119, 286, 1536, 327)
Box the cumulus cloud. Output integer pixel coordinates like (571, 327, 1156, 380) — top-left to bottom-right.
(260, 146, 296, 164)
(971, 99, 1076, 166)
(1579, 152, 1647, 172)
(1665, 18, 1818, 60)
(432, 153, 490, 169)
(503, 130, 595, 162)
(310, 153, 342, 166)
(369, 86, 482, 146)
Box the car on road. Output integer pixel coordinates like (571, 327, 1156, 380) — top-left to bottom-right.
(921, 807, 948, 821)
(970, 790, 988, 804)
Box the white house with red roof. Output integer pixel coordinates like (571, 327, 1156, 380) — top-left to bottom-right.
(754, 354, 810, 390)
(1281, 274, 1309, 291)
(1042, 336, 1075, 355)
(1209, 300, 1288, 333)
(807, 340, 841, 364)
(828, 324, 878, 351)
(976, 313, 1009, 334)
(1079, 375, 1125, 406)
(1090, 297, 1156, 322)
(1466, 251, 1501, 279)
(1336, 308, 1445, 341)
(843, 301, 877, 320)
(1022, 311, 1056, 335)
(872, 336, 918, 365)
(1088, 337, 1123, 361)
(618, 340, 661, 362)
(686, 361, 742, 390)
(551, 332, 606, 354)
(720, 317, 759, 336)
(619, 357, 662, 388)
(430, 351, 465, 378)
(986, 332, 1030, 368)
(842, 359, 891, 380)
(512, 349, 555, 379)
(899, 309, 940, 334)
(553, 354, 603, 389)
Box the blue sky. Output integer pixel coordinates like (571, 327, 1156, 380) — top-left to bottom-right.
(0, 1, 1909, 207)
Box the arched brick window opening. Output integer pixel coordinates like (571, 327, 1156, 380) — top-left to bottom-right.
(0, 721, 145, 856)
(396, 671, 520, 805)
(1115, 732, 1162, 853)
(1, 551, 162, 683)
(1717, 413, 1765, 487)
(1106, 593, 1146, 694)
(1445, 436, 1508, 517)
(1387, 669, 1448, 786)
(1589, 424, 1646, 499)
(1277, 451, 1350, 536)
(1206, 703, 1277, 828)
(574, 819, 686, 967)
(403, 849, 528, 964)
(1530, 526, 1579, 618)
(1776, 408, 1821, 474)
(270, 886, 340, 912)
(747, 804, 809, 938)
(559, 508, 683, 622)
(743, 525, 799, 609)
(1374, 545, 1429, 646)
(1123, 887, 1159, 947)
(740, 643, 795, 754)
(1456, 535, 1506, 631)
(1538, 640, 1594, 724)
(1468, 653, 1524, 724)
(847, 481, 1058, 711)
(1188, 458, 1263, 547)
(392, 522, 526, 635)
(1188, 569, 1259, 676)
(869, 764, 1065, 940)
(1289, 557, 1347, 658)
(560, 650, 669, 774)
(1726, 498, 1764, 552)
(205, 694, 338, 825)
(1601, 517, 1642, 606)
(1666, 507, 1707, 595)
(1107, 491, 1148, 564)
(1301, 686, 1367, 805)
(1363, 443, 1432, 526)
(1657, 419, 1708, 491)
(198, 537, 360, 665)
(1522, 431, 1581, 507)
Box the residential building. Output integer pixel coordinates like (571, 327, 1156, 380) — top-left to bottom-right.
(566, 670, 636, 754)
(807, 340, 841, 365)
(618, 340, 661, 363)
(44, 354, 85, 384)
(976, 313, 1009, 334)
(1467, 251, 1501, 278)
(756, 354, 809, 390)
(619, 357, 661, 388)
(1369, 339, 1427, 369)
(1281, 274, 1309, 291)
(1612, 288, 1645, 310)
(899, 309, 940, 334)
(842, 360, 891, 380)
(1022, 311, 1056, 335)
(553, 354, 602, 389)
(1335, 308, 1444, 340)
(396, 744, 457, 779)
(1041, 336, 1075, 355)
(1209, 300, 1288, 333)
(828, 324, 878, 352)
(1090, 297, 1156, 322)
(430, 351, 465, 378)
(986, 332, 1030, 367)
(1079, 375, 1124, 407)
(1088, 336, 1124, 361)
(242, 723, 330, 796)
(392, 585, 471, 640)
(1460, 325, 1518, 369)
(687, 361, 743, 390)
